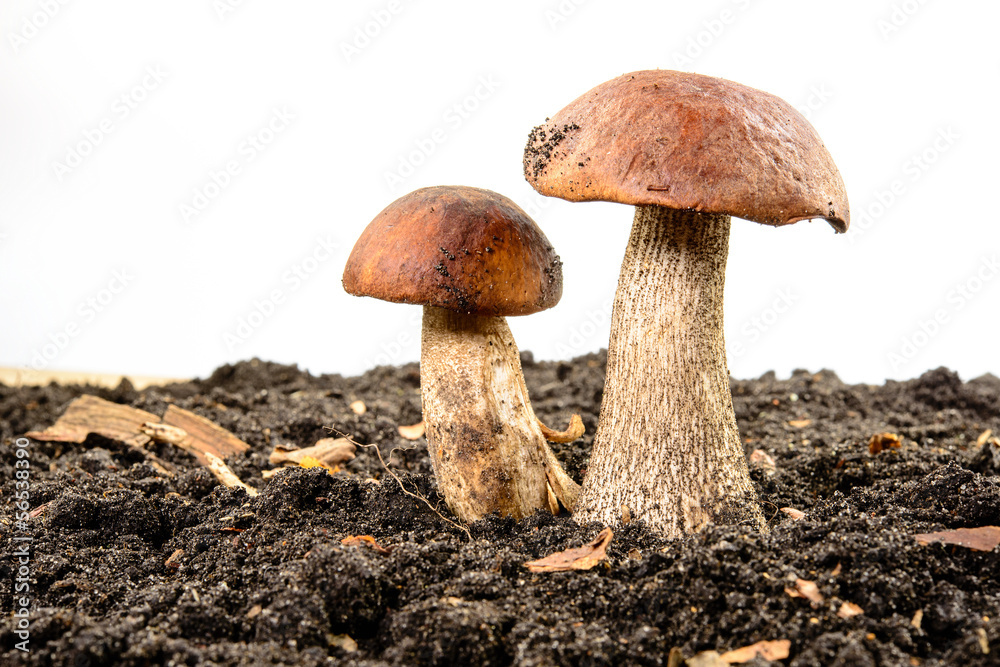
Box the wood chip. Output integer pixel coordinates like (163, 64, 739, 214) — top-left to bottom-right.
(341, 534, 392, 555)
(329, 634, 358, 652)
(349, 400, 366, 415)
(913, 526, 1000, 551)
(524, 527, 613, 573)
(780, 507, 806, 520)
(911, 609, 923, 629)
(838, 601, 864, 618)
(785, 578, 824, 605)
(158, 405, 250, 464)
(718, 639, 791, 663)
(788, 419, 812, 428)
(977, 429, 994, 447)
(204, 451, 257, 496)
(246, 604, 262, 619)
(397, 421, 426, 440)
(269, 438, 355, 468)
(164, 549, 184, 569)
(537, 414, 585, 443)
(25, 394, 158, 449)
(868, 432, 902, 454)
(749, 449, 776, 473)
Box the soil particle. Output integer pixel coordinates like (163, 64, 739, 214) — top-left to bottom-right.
(2, 357, 999, 665)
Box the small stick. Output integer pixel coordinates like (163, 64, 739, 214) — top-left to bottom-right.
(203, 452, 258, 497)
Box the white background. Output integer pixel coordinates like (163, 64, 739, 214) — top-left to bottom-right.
(2, 0, 997, 384)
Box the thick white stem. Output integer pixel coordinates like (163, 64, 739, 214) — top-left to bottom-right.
(574, 206, 764, 537)
(420, 307, 580, 523)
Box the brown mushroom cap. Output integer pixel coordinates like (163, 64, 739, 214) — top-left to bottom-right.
(343, 186, 563, 316)
(524, 70, 849, 232)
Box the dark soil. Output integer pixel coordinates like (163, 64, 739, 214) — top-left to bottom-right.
(2, 353, 1000, 666)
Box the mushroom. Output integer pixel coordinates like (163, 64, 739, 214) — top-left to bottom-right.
(343, 185, 580, 522)
(523, 70, 849, 537)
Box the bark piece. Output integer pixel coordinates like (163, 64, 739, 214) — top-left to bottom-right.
(524, 527, 612, 573)
(159, 405, 250, 464)
(25, 394, 158, 449)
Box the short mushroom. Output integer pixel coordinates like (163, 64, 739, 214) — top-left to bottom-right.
(523, 70, 849, 537)
(343, 185, 580, 523)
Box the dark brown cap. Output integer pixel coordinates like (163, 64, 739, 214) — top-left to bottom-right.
(343, 186, 562, 316)
(524, 70, 849, 232)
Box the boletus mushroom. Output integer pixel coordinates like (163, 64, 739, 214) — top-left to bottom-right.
(343, 185, 580, 523)
(523, 70, 849, 537)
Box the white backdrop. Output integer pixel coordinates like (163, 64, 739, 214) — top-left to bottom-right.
(2, 0, 997, 384)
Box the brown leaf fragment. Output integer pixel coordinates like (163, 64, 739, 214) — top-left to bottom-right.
(164, 549, 184, 569)
(749, 449, 776, 473)
(350, 400, 366, 415)
(341, 534, 392, 555)
(329, 634, 358, 652)
(868, 432, 903, 455)
(160, 405, 250, 465)
(25, 394, 159, 449)
(718, 639, 791, 663)
(913, 526, 1000, 551)
(977, 429, 994, 447)
(788, 419, 812, 428)
(780, 507, 806, 520)
(667, 647, 685, 667)
(397, 421, 426, 440)
(269, 438, 355, 468)
(838, 601, 864, 618)
(537, 413, 585, 443)
(785, 578, 824, 605)
(831, 562, 842, 576)
(524, 527, 613, 573)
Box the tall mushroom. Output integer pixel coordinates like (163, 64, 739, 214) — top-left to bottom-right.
(523, 70, 849, 537)
(343, 185, 580, 523)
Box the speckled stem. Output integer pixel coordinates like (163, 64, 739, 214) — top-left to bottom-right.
(573, 206, 765, 537)
(420, 307, 580, 523)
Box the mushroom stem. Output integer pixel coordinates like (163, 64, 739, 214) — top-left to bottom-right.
(574, 205, 765, 537)
(420, 306, 580, 523)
